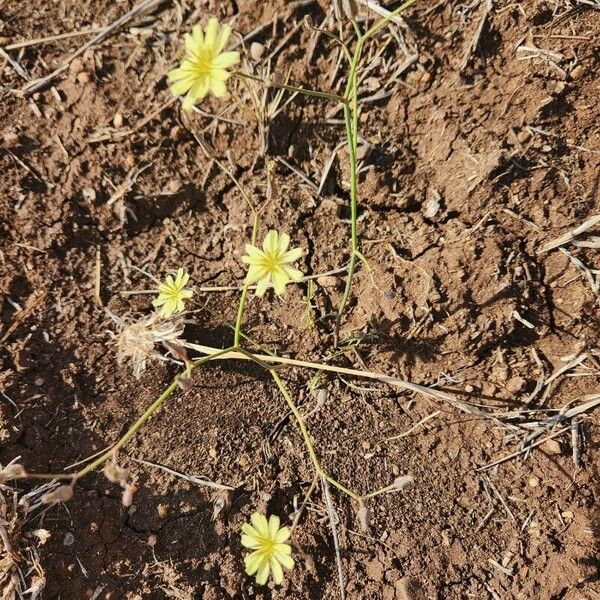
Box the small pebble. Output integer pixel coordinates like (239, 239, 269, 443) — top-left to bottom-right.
(542, 439, 562, 455)
(570, 64, 584, 80)
(250, 42, 265, 61)
(82, 187, 96, 201)
(528, 475, 540, 488)
(77, 72, 91, 84)
(316, 275, 338, 288)
(113, 113, 123, 128)
(3, 131, 19, 146)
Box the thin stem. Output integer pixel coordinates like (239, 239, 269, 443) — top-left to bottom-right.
(26, 348, 234, 481)
(233, 71, 348, 104)
(234, 214, 260, 347)
(364, 0, 419, 40)
(335, 35, 363, 342)
(270, 370, 361, 501)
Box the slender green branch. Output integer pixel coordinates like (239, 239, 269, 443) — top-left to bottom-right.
(233, 214, 259, 347)
(25, 348, 234, 482)
(233, 71, 348, 104)
(270, 369, 361, 502)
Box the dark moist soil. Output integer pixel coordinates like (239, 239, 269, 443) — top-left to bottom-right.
(1, 1, 600, 598)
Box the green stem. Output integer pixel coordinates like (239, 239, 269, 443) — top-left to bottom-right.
(233, 213, 260, 347)
(335, 33, 363, 342)
(233, 71, 348, 104)
(270, 370, 361, 501)
(27, 348, 234, 481)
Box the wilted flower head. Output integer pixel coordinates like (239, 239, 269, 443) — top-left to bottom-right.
(241, 513, 294, 585)
(167, 18, 240, 110)
(242, 230, 303, 297)
(111, 312, 186, 378)
(153, 268, 193, 318)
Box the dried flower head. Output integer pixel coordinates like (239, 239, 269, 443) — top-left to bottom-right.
(112, 312, 186, 378)
(167, 18, 240, 110)
(242, 230, 303, 297)
(241, 513, 294, 585)
(153, 268, 193, 318)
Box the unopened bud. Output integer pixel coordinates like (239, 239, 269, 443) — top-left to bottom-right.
(0, 463, 27, 482)
(103, 461, 128, 484)
(42, 484, 74, 504)
(122, 483, 137, 507)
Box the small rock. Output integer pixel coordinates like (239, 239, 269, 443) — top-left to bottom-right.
(542, 439, 562, 455)
(113, 113, 124, 128)
(506, 376, 526, 393)
(250, 42, 265, 61)
(528, 475, 540, 488)
(561, 510, 574, 520)
(157, 504, 169, 519)
(395, 577, 427, 600)
(517, 129, 531, 144)
(63, 532, 75, 546)
(3, 131, 19, 146)
(77, 71, 91, 84)
(464, 384, 474, 393)
(316, 275, 338, 288)
(82, 187, 96, 201)
(365, 557, 384, 582)
(69, 58, 84, 74)
(570, 64, 584, 80)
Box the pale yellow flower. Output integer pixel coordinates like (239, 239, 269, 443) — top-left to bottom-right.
(152, 268, 193, 318)
(167, 18, 240, 110)
(242, 230, 303, 297)
(241, 513, 294, 586)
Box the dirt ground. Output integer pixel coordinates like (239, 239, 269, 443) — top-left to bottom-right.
(1, 0, 599, 598)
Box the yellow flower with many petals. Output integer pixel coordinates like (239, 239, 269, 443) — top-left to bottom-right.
(167, 18, 240, 110)
(152, 268, 193, 318)
(242, 230, 303, 297)
(241, 513, 294, 585)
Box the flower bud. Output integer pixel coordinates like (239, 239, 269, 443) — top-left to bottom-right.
(42, 484, 74, 504)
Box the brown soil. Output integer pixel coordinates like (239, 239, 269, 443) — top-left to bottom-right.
(1, 1, 599, 599)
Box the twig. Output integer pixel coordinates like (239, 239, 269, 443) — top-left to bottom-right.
(460, 0, 493, 71)
(538, 214, 600, 253)
(321, 476, 345, 600)
(21, 0, 169, 95)
(128, 456, 236, 491)
(185, 342, 465, 406)
(6, 27, 106, 50)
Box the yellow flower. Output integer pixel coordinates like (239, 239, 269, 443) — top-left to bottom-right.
(167, 18, 240, 110)
(242, 230, 303, 297)
(241, 513, 294, 586)
(152, 268, 193, 318)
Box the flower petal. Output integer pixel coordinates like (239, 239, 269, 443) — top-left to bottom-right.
(268, 515, 281, 537)
(191, 24, 204, 47)
(278, 553, 294, 571)
(245, 265, 267, 285)
(262, 230, 279, 254)
(250, 513, 269, 538)
(281, 247, 303, 263)
(213, 23, 231, 54)
(255, 277, 270, 297)
(241, 534, 260, 549)
(282, 265, 303, 282)
(210, 77, 227, 97)
(244, 550, 263, 575)
(171, 78, 194, 96)
(212, 51, 240, 69)
(278, 233, 290, 253)
(204, 17, 219, 49)
(271, 270, 288, 296)
(270, 557, 284, 585)
(256, 561, 270, 586)
(274, 527, 290, 544)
